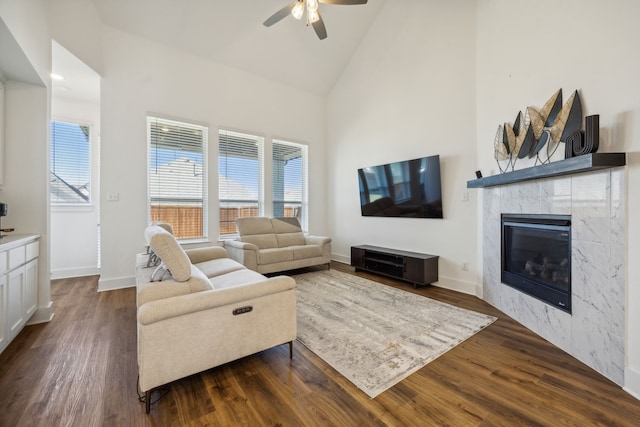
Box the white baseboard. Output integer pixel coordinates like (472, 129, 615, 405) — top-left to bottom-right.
(624, 367, 640, 400)
(27, 301, 54, 325)
(51, 266, 100, 280)
(98, 275, 136, 292)
(332, 253, 350, 264)
(433, 275, 477, 296)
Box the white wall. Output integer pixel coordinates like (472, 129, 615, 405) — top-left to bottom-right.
(50, 97, 100, 279)
(98, 27, 327, 290)
(0, 0, 53, 323)
(327, 0, 478, 294)
(474, 0, 640, 397)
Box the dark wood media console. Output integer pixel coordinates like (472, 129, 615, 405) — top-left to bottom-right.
(351, 245, 439, 288)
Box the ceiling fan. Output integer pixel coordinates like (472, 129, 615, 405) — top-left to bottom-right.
(263, 0, 368, 40)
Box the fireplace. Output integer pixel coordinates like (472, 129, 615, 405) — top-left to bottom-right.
(501, 214, 571, 313)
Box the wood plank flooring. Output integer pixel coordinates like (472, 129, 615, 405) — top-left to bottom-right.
(1, 262, 640, 426)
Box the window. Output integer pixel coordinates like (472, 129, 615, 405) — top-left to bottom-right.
(50, 120, 91, 204)
(148, 117, 208, 240)
(218, 129, 263, 237)
(272, 139, 308, 232)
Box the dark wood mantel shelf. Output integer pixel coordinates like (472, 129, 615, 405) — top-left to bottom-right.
(467, 152, 626, 188)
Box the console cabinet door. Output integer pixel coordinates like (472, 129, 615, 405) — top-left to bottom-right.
(351, 247, 365, 269)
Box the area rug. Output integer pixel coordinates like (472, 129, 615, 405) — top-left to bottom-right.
(293, 269, 497, 398)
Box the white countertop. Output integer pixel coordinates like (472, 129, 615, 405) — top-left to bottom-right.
(0, 234, 40, 251)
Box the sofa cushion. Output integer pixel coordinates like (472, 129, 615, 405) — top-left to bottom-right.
(241, 233, 278, 250)
(276, 232, 306, 248)
(258, 248, 294, 265)
(145, 225, 192, 282)
(208, 268, 267, 290)
(270, 217, 305, 247)
(291, 244, 323, 260)
(195, 257, 245, 278)
(236, 217, 279, 249)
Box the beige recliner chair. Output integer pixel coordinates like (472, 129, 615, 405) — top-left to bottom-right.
(136, 224, 297, 412)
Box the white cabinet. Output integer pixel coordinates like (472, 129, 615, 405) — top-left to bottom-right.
(0, 235, 39, 353)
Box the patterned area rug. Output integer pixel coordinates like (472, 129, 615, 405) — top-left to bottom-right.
(294, 269, 497, 398)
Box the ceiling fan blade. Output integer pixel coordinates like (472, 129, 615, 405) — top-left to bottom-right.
(319, 0, 368, 4)
(263, 2, 297, 27)
(312, 13, 328, 40)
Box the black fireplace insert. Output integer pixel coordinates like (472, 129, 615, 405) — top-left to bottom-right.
(501, 214, 571, 313)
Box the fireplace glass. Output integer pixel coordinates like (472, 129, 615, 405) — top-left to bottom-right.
(501, 214, 571, 313)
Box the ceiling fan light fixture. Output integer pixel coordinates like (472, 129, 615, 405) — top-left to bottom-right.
(291, 2, 305, 20)
(307, 0, 319, 10)
(307, 9, 320, 24)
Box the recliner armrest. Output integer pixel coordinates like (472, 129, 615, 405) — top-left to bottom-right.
(137, 275, 296, 325)
(185, 246, 228, 264)
(224, 240, 259, 251)
(224, 240, 259, 270)
(305, 235, 332, 246)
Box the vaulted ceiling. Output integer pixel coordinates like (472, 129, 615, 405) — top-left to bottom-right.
(90, 0, 385, 95)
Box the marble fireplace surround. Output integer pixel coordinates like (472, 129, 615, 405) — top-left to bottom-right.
(481, 167, 625, 385)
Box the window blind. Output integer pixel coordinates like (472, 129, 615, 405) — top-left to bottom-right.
(50, 120, 91, 204)
(218, 129, 263, 237)
(272, 139, 308, 232)
(148, 116, 208, 240)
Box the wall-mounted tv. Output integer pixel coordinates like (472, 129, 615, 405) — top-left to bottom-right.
(358, 155, 443, 219)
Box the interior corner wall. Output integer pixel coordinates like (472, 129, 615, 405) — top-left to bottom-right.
(50, 97, 100, 279)
(474, 0, 640, 397)
(48, 0, 103, 75)
(98, 27, 326, 291)
(326, 0, 479, 294)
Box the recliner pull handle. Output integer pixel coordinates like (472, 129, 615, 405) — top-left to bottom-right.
(233, 306, 253, 315)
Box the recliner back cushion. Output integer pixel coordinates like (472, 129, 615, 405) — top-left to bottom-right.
(145, 225, 192, 282)
(271, 217, 305, 248)
(236, 217, 278, 249)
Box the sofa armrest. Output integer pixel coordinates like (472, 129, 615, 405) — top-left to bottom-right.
(224, 240, 259, 270)
(138, 275, 296, 325)
(185, 246, 228, 264)
(305, 235, 332, 246)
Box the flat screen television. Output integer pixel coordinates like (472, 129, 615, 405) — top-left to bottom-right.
(358, 155, 443, 219)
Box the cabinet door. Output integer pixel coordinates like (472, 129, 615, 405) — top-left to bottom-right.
(25, 259, 38, 318)
(0, 274, 6, 353)
(351, 247, 365, 268)
(8, 266, 25, 340)
(404, 257, 424, 285)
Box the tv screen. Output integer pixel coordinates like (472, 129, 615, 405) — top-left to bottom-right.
(358, 155, 443, 219)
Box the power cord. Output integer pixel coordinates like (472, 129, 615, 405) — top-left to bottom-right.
(136, 375, 169, 411)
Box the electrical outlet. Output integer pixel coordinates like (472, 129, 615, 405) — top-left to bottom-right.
(461, 261, 469, 271)
(462, 191, 469, 202)
(107, 192, 119, 202)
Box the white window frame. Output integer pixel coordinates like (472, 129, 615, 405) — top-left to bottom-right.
(50, 119, 92, 206)
(218, 129, 264, 239)
(147, 116, 208, 242)
(272, 139, 308, 233)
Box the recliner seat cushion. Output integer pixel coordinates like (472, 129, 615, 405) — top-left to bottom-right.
(291, 244, 323, 260)
(195, 258, 245, 278)
(208, 268, 267, 290)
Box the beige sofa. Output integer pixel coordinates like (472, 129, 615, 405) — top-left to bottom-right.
(136, 225, 297, 413)
(224, 217, 332, 274)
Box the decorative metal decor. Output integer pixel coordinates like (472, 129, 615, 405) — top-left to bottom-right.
(493, 89, 600, 173)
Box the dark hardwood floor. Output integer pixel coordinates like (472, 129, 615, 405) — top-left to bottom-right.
(1, 262, 640, 426)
